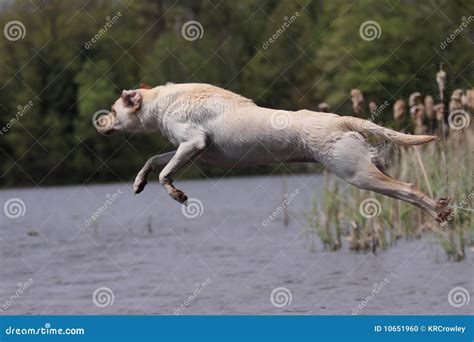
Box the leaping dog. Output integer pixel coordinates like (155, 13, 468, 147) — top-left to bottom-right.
(95, 83, 451, 221)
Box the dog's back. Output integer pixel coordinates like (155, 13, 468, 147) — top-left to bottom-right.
(125, 82, 449, 221)
(161, 83, 256, 118)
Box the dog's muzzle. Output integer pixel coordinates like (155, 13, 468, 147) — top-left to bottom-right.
(94, 113, 118, 135)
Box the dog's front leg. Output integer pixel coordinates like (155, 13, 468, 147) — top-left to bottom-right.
(159, 139, 206, 204)
(134, 150, 177, 194)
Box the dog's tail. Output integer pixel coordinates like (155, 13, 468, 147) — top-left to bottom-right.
(339, 116, 436, 146)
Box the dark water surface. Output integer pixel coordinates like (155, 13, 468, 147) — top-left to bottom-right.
(0, 175, 472, 314)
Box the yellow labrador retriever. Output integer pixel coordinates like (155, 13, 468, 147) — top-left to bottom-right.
(95, 83, 451, 221)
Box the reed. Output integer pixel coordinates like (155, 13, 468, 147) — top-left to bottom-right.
(307, 68, 473, 261)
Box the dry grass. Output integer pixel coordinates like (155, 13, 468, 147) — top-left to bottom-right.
(307, 70, 473, 261)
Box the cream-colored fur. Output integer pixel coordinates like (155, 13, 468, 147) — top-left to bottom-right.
(95, 83, 450, 221)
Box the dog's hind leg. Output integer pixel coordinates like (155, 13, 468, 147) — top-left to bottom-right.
(159, 138, 206, 204)
(321, 133, 449, 221)
(133, 150, 176, 194)
(346, 166, 444, 220)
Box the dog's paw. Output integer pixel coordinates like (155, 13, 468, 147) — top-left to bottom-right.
(435, 208, 453, 224)
(436, 197, 451, 208)
(133, 177, 147, 194)
(170, 189, 188, 204)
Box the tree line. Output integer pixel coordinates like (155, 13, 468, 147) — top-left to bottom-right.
(0, 0, 472, 187)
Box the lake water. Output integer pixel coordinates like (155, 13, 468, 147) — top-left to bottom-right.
(0, 175, 472, 315)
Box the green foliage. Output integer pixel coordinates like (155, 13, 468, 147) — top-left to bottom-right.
(0, 0, 472, 186)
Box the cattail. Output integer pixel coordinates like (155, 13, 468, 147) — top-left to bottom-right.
(409, 92, 422, 107)
(449, 89, 464, 113)
(424, 95, 434, 119)
(412, 106, 427, 135)
(424, 95, 435, 134)
(433, 103, 445, 137)
(369, 101, 378, 114)
(436, 64, 447, 102)
(393, 99, 406, 125)
(464, 89, 474, 111)
(409, 92, 426, 135)
(318, 102, 329, 112)
(434, 103, 445, 122)
(351, 89, 364, 115)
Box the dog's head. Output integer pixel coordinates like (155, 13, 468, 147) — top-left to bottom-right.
(95, 84, 153, 135)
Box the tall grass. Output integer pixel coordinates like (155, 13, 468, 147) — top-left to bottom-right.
(307, 72, 473, 261)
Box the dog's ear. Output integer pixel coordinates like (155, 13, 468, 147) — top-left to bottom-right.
(121, 90, 142, 112)
(140, 83, 152, 89)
